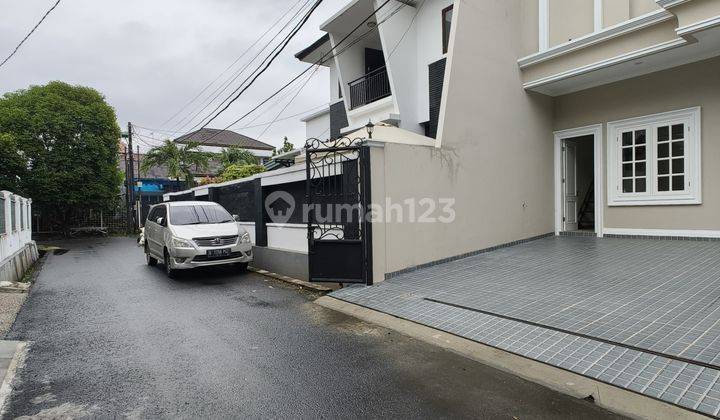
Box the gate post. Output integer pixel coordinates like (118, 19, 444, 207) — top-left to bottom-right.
(360, 145, 373, 285)
(254, 178, 267, 247)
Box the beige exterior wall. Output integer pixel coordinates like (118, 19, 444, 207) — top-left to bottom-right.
(554, 56, 720, 230)
(549, 0, 595, 47)
(520, 0, 540, 56)
(629, 0, 660, 18)
(604, 0, 631, 27)
(522, 19, 678, 83)
(371, 0, 554, 277)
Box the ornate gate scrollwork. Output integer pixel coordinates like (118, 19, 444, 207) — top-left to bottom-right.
(305, 137, 372, 284)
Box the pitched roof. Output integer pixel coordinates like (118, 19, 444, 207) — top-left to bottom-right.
(295, 34, 331, 63)
(118, 151, 224, 179)
(174, 128, 274, 150)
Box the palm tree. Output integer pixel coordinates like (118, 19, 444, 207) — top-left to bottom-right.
(219, 146, 258, 169)
(141, 140, 212, 187)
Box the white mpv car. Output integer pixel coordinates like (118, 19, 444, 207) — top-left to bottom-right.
(143, 201, 253, 278)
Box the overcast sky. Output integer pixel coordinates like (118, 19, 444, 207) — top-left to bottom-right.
(0, 0, 348, 151)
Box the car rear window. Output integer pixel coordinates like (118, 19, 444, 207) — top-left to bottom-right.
(170, 205, 233, 226)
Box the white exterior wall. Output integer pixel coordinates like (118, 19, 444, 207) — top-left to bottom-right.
(375, 0, 453, 134)
(304, 110, 331, 139)
(267, 223, 307, 252)
(414, 0, 454, 124)
(0, 191, 33, 263)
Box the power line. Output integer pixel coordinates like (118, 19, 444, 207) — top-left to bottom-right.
(158, 0, 308, 129)
(170, 0, 316, 133)
(187, 0, 324, 134)
(135, 101, 330, 136)
(387, 0, 425, 59)
(0, 0, 62, 70)
(257, 65, 321, 138)
(166, 0, 313, 132)
(195, 0, 399, 146)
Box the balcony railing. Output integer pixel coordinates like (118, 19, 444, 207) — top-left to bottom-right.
(348, 67, 391, 110)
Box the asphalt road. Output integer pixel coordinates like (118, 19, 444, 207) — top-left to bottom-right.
(4, 237, 624, 419)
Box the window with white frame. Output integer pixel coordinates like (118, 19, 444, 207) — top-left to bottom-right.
(10, 197, 16, 232)
(607, 107, 701, 206)
(0, 196, 5, 234)
(20, 200, 26, 230)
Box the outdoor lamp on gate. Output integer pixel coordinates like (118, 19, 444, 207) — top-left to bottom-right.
(365, 120, 375, 139)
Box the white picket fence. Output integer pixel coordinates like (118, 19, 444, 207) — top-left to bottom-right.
(0, 191, 33, 265)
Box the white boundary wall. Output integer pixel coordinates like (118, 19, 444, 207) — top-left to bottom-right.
(267, 223, 307, 252)
(0, 191, 33, 262)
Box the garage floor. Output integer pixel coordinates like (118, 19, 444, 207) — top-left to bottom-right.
(332, 236, 720, 417)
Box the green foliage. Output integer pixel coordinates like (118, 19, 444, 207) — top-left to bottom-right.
(0, 81, 124, 229)
(220, 164, 265, 182)
(219, 146, 257, 169)
(0, 133, 25, 192)
(141, 140, 212, 187)
(272, 136, 294, 156)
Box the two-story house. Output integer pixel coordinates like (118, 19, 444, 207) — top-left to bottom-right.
(297, 0, 454, 139)
(293, 0, 720, 417)
(296, 0, 720, 279)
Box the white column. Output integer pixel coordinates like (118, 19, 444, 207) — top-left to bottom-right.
(538, 0, 549, 51)
(594, 0, 604, 32)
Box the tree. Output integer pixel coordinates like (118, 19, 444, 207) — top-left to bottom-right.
(219, 146, 257, 169)
(272, 136, 294, 156)
(142, 140, 211, 187)
(0, 81, 123, 231)
(0, 133, 25, 192)
(220, 164, 265, 182)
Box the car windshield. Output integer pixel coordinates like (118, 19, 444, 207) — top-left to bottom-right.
(170, 205, 234, 226)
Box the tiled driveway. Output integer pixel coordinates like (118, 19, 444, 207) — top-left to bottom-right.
(332, 236, 720, 417)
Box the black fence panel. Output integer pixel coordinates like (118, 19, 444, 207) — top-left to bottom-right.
(213, 181, 255, 222)
(262, 180, 307, 224)
(170, 192, 194, 202)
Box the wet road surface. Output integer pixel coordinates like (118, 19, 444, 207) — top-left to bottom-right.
(4, 237, 624, 419)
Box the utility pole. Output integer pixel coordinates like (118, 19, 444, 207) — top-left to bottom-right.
(136, 145, 142, 227)
(127, 122, 136, 231)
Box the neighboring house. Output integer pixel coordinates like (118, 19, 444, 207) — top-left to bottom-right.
(174, 128, 275, 164)
(292, 0, 720, 281)
(263, 148, 302, 171)
(296, 0, 454, 139)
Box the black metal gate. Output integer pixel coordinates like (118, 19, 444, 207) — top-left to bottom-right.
(305, 137, 372, 285)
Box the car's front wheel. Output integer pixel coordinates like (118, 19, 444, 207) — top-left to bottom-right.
(145, 244, 157, 266)
(235, 262, 249, 273)
(164, 250, 178, 279)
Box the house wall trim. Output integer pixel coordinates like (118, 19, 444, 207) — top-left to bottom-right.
(656, 0, 692, 9)
(676, 15, 720, 36)
(519, 9, 675, 68)
(603, 227, 720, 238)
(554, 124, 604, 237)
(523, 37, 688, 91)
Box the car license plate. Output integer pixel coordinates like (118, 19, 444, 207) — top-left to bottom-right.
(207, 248, 231, 258)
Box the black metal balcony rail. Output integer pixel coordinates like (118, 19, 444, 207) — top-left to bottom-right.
(348, 66, 391, 110)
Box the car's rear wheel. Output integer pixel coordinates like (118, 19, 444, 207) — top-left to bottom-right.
(164, 250, 178, 279)
(145, 244, 157, 266)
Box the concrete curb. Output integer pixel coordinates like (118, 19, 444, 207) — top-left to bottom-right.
(248, 267, 333, 293)
(315, 296, 708, 420)
(0, 341, 28, 417)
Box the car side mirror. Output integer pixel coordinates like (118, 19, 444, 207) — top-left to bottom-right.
(233, 214, 240, 222)
(156, 217, 164, 226)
